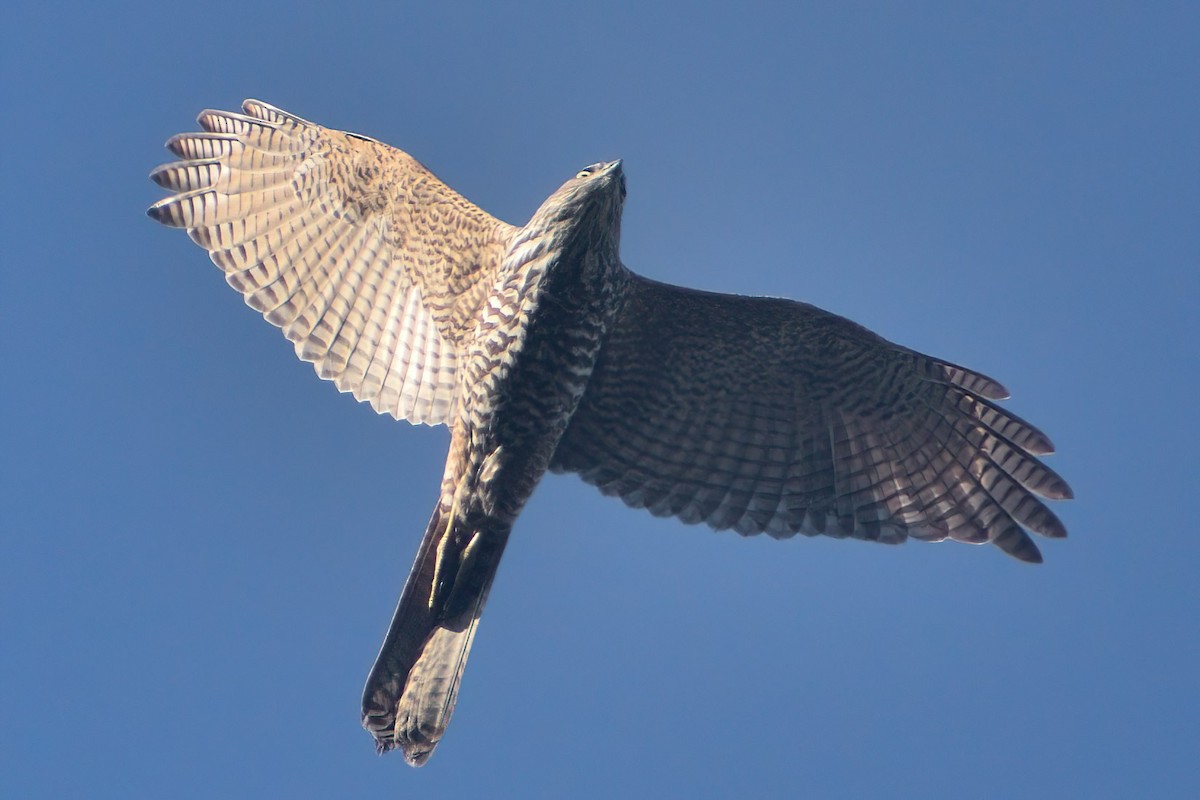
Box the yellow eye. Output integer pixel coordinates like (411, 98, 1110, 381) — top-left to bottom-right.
(576, 168, 592, 179)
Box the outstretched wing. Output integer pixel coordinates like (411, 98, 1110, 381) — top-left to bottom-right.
(550, 273, 1072, 562)
(148, 100, 517, 424)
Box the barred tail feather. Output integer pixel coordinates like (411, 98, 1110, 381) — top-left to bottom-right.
(361, 507, 508, 765)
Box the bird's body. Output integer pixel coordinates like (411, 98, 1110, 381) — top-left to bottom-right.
(359, 166, 628, 761)
(148, 100, 1071, 765)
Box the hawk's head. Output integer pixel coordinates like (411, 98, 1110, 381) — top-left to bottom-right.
(571, 159, 626, 202)
(529, 159, 626, 249)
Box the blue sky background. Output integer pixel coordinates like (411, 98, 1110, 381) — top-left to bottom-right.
(3, 2, 1197, 797)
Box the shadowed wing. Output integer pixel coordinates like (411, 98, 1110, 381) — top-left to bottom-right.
(148, 100, 517, 424)
(550, 274, 1072, 562)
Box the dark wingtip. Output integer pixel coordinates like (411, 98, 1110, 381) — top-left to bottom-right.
(1010, 542, 1044, 564)
(1032, 506, 1069, 539)
(994, 527, 1044, 564)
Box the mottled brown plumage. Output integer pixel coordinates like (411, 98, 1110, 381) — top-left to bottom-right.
(148, 100, 1072, 765)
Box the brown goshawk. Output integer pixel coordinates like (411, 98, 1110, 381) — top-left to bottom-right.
(148, 100, 1072, 766)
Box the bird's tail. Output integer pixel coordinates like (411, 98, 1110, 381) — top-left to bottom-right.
(361, 501, 510, 765)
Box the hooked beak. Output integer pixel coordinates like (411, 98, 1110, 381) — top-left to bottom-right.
(606, 159, 626, 198)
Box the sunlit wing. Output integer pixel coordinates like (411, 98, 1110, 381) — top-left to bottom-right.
(148, 100, 518, 424)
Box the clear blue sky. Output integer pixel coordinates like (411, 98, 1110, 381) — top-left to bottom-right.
(3, 3, 1197, 798)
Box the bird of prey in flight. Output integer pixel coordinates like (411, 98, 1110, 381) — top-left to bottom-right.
(148, 100, 1072, 766)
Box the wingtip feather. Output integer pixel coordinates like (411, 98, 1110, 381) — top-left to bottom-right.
(994, 526, 1044, 563)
